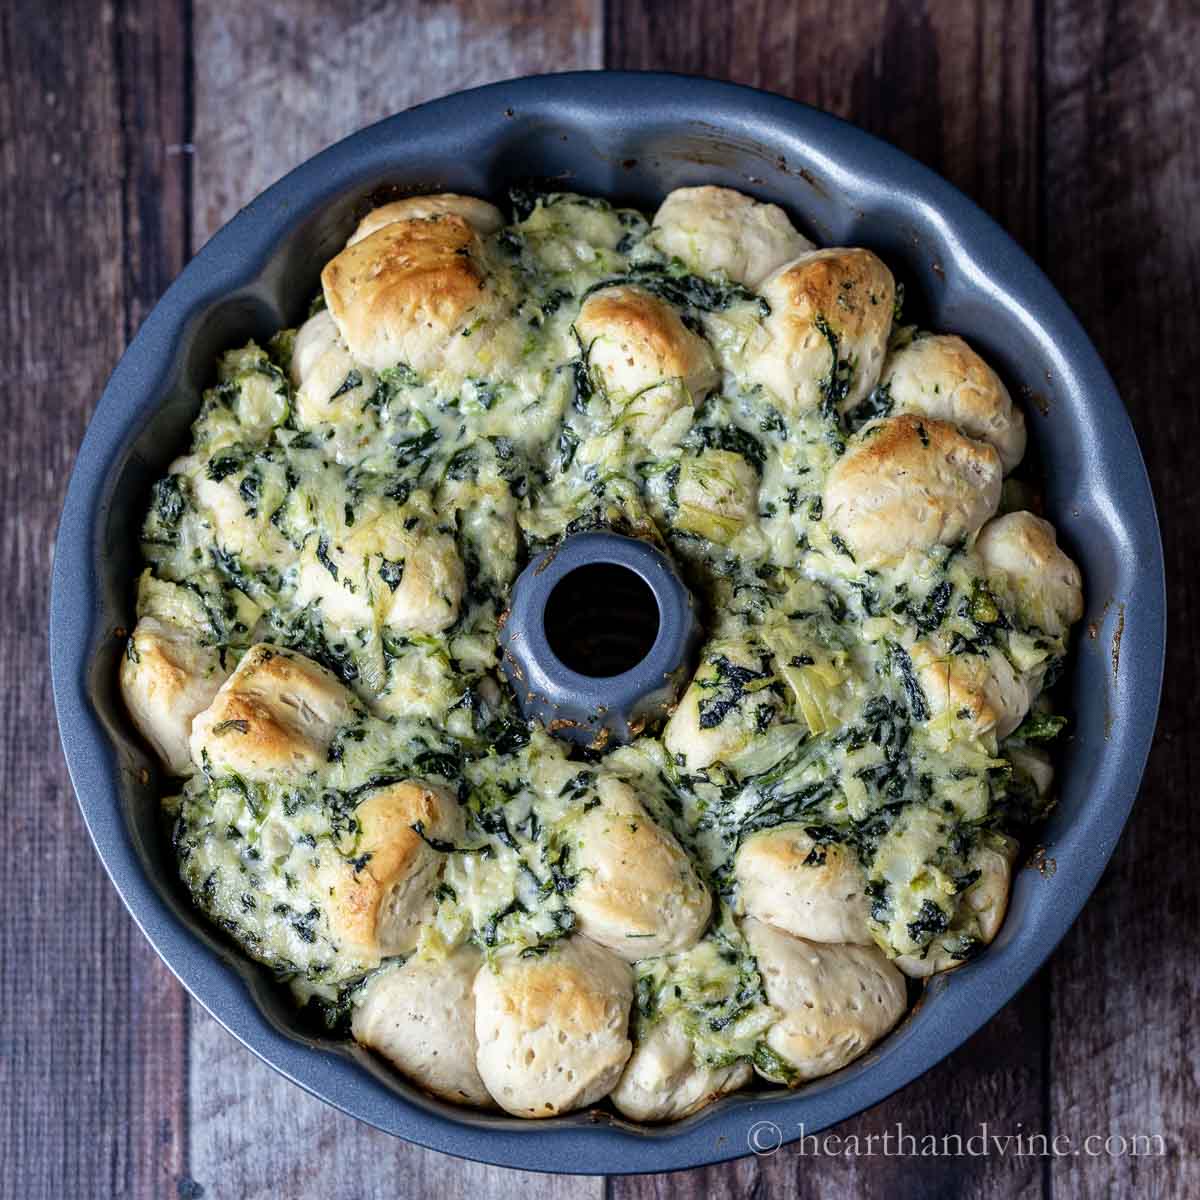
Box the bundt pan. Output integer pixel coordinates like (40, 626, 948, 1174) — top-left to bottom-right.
(50, 72, 1165, 1174)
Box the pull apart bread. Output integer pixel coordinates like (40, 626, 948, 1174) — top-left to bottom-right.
(121, 185, 1083, 1120)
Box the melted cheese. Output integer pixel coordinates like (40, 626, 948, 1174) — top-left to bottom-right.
(131, 188, 1080, 1112)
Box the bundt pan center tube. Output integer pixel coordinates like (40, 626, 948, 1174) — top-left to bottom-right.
(49, 73, 1164, 1174)
(500, 532, 702, 748)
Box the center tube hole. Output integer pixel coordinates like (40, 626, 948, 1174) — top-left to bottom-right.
(543, 562, 661, 678)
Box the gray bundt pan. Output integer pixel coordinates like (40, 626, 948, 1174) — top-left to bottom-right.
(50, 73, 1165, 1174)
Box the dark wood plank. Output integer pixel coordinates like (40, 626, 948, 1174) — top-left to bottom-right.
(1041, 1, 1200, 1195)
(606, 0, 1040, 251)
(191, 0, 604, 246)
(4, 3, 1193, 1196)
(0, 1, 191, 1198)
(184, 4, 605, 1196)
(605, 3, 1046, 1197)
(189, 1031, 603, 1200)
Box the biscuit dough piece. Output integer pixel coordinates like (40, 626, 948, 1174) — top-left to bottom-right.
(570, 777, 712, 961)
(894, 835, 1018, 977)
(975, 511, 1084, 638)
(910, 637, 1032, 740)
(879, 333, 1026, 472)
(321, 214, 505, 376)
(744, 918, 907, 1083)
(746, 248, 895, 414)
(663, 641, 782, 773)
(650, 185, 813, 288)
(735, 827, 874, 945)
(293, 500, 465, 636)
(352, 945, 493, 1107)
(824, 414, 1002, 566)
(610, 1019, 752, 1122)
(575, 285, 717, 446)
(473, 937, 634, 1118)
(120, 618, 229, 775)
(319, 779, 465, 959)
(189, 644, 357, 779)
(289, 308, 377, 425)
(348, 194, 505, 244)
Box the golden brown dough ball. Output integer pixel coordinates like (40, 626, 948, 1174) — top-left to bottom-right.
(823, 414, 1002, 566)
(321, 215, 505, 376)
(745, 248, 895, 414)
(910, 636, 1032, 740)
(319, 779, 464, 959)
(569, 777, 711, 961)
(189, 644, 356, 780)
(347, 194, 504, 245)
(575, 285, 717, 446)
(119, 618, 229, 775)
(879, 334, 1026, 472)
(744, 918, 906, 1083)
(650, 185, 813, 287)
(735, 827, 873, 945)
(473, 936, 634, 1118)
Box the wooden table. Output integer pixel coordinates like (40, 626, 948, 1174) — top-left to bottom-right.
(2, 2, 1195, 1196)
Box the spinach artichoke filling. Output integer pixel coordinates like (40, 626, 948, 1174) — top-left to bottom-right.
(127, 187, 1074, 1101)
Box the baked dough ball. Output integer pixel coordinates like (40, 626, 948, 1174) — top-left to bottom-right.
(575, 285, 717, 444)
(319, 780, 464, 958)
(824, 415, 1002, 566)
(189, 461, 291, 569)
(746, 249, 895, 414)
(120, 618, 229, 775)
(735, 827, 873, 945)
(294, 501, 465, 636)
(879, 334, 1026, 472)
(663, 641, 781, 773)
(348, 194, 504, 245)
(610, 1018, 751, 1122)
(375, 524, 465, 636)
(744, 918, 906, 1083)
(975, 511, 1084, 638)
(650, 186, 813, 288)
(910, 637, 1032, 740)
(473, 937, 634, 1118)
(290, 308, 338, 385)
(895, 835, 1017, 977)
(289, 309, 376, 426)
(570, 776, 711, 960)
(189, 644, 356, 780)
(321, 215, 501, 375)
(352, 945, 492, 1107)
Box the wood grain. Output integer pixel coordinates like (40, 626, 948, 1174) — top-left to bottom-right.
(605, 3, 1046, 1195)
(191, 0, 603, 244)
(1040, 1, 1200, 1195)
(184, 3, 603, 1196)
(0, 1, 191, 1198)
(187, 1021, 599, 1200)
(1, 1, 1197, 1196)
(605, 0, 1041, 250)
